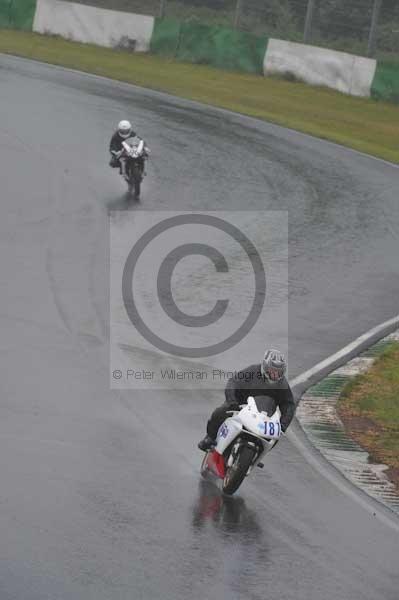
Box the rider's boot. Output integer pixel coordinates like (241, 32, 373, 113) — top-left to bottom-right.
(198, 434, 216, 452)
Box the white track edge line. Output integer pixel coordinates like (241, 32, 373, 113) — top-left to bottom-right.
(291, 314, 399, 389)
(289, 314, 399, 532)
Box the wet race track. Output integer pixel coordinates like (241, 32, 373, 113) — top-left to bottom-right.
(0, 55, 398, 600)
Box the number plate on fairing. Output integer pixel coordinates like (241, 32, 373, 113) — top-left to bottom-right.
(258, 420, 281, 439)
(218, 423, 229, 439)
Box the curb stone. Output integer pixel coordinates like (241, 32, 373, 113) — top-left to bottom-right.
(296, 331, 399, 515)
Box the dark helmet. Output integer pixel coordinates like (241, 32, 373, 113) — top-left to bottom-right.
(261, 349, 286, 383)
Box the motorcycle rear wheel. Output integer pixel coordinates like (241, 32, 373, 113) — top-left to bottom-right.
(222, 446, 255, 495)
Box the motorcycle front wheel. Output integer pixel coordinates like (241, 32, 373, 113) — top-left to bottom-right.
(126, 178, 140, 198)
(222, 446, 255, 495)
(200, 452, 210, 478)
(131, 164, 142, 198)
(134, 179, 141, 197)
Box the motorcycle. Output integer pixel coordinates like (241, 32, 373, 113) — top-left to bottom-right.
(200, 396, 281, 495)
(115, 138, 150, 197)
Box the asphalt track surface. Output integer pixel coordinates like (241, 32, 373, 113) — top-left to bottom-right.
(1, 54, 398, 600)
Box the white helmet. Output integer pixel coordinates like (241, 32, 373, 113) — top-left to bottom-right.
(261, 349, 286, 383)
(118, 120, 132, 139)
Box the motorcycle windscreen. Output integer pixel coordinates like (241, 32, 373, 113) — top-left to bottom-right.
(254, 395, 277, 417)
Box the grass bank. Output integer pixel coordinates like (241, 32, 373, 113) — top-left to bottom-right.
(1, 30, 399, 163)
(338, 343, 399, 492)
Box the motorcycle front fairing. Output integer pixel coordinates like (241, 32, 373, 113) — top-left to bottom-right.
(122, 138, 146, 157)
(241, 397, 282, 440)
(215, 417, 242, 455)
(135, 139, 144, 156)
(214, 396, 281, 465)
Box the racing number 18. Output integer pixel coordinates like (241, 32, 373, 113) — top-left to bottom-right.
(264, 421, 280, 437)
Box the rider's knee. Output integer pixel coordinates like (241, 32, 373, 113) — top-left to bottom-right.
(109, 156, 120, 168)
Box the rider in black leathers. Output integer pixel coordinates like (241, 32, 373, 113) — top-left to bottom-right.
(109, 119, 144, 175)
(198, 349, 296, 451)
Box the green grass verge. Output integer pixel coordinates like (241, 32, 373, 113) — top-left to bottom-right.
(1, 30, 399, 163)
(339, 343, 399, 483)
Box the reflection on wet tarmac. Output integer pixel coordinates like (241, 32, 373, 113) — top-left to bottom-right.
(106, 193, 141, 213)
(192, 480, 258, 534)
(191, 480, 269, 596)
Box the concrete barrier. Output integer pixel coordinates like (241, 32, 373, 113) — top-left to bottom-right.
(25, 2, 398, 102)
(33, 0, 154, 52)
(264, 39, 376, 97)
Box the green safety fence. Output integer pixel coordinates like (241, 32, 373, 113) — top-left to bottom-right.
(150, 17, 181, 58)
(2, 1, 399, 105)
(151, 17, 267, 75)
(0, 0, 12, 28)
(371, 61, 399, 103)
(0, 0, 36, 30)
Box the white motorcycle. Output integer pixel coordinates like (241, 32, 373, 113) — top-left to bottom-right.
(116, 138, 150, 197)
(200, 396, 281, 495)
